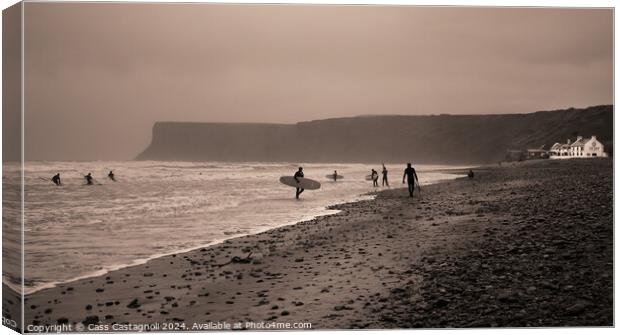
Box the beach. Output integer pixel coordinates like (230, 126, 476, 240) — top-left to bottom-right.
(5, 158, 613, 330)
(5, 161, 460, 295)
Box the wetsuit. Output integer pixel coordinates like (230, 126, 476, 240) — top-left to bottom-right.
(382, 168, 389, 187)
(372, 171, 378, 187)
(294, 171, 304, 199)
(403, 166, 418, 197)
(52, 174, 61, 186)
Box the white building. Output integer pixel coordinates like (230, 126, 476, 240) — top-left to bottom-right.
(549, 136, 606, 159)
(559, 140, 572, 157)
(569, 136, 606, 157)
(549, 139, 572, 157)
(549, 143, 561, 156)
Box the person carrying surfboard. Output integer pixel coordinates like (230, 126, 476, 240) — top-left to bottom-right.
(332, 170, 338, 181)
(371, 169, 379, 187)
(84, 173, 94, 185)
(294, 167, 304, 199)
(382, 164, 389, 187)
(402, 163, 419, 197)
(52, 173, 61, 186)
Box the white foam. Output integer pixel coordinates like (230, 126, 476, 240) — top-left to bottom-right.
(5, 161, 466, 294)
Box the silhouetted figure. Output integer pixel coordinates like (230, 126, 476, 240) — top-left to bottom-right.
(294, 167, 304, 199)
(382, 164, 389, 187)
(52, 173, 61, 186)
(108, 170, 116, 181)
(84, 173, 93, 185)
(371, 169, 379, 187)
(332, 170, 338, 182)
(402, 163, 419, 197)
(468, 169, 474, 179)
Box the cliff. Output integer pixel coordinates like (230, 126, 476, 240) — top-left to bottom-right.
(136, 105, 613, 164)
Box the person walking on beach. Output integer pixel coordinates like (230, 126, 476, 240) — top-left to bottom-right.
(51, 173, 61, 186)
(371, 169, 379, 187)
(402, 163, 419, 197)
(108, 170, 116, 182)
(84, 173, 94, 185)
(382, 164, 389, 187)
(294, 167, 304, 199)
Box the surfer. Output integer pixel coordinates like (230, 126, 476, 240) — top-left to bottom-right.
(84, 173, 94, 185)
(294, 167, 304, 199)
(402, 163, 419, 197)
(108, 170, 116, 181)
(332, 170, 338, 181)
(468, 169, 474, 179)
(371, 169, 379, 187)
(382, 164, 389, 187)
(51, 173, 61, 186)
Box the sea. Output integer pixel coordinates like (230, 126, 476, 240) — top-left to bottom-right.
(2, 161, 466, 294)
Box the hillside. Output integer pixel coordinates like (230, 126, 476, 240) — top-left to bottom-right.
(136, 105, 613, 164)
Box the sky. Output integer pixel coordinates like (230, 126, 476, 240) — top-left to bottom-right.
(9, 3, 614, 160)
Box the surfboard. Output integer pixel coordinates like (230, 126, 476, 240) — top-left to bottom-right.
(325, 174, 344, 180)
(279, 176, 321, 190)
(365, 175, 378, 181)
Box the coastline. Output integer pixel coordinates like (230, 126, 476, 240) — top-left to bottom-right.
(15, 165, 462, 296)
(5, 158, 612, 329)
(15, 191, 377, 297)
(11, 161, 461, 298)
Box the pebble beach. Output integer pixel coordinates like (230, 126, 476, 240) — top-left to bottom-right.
(3, 158, 612, 330)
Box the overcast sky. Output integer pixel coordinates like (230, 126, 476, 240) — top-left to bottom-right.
(18, 3, 613, 160)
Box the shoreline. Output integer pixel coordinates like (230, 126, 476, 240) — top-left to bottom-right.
(16, 193, 376, 297)
(17, 168, 464, 296)
(11, 162, 465, 297)
(4, 158, 611, 330)
(15, 199, 372, 296)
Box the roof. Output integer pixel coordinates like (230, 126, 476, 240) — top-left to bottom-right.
(550, 143, 561, 150)
(570, 137, 589, 148)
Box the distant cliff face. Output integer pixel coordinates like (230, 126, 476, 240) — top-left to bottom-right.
(136, 105, 613, 164)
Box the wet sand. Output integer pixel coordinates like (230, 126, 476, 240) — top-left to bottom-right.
(4, 158, 613, 330)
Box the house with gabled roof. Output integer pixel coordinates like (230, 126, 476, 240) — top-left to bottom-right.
(570, 136, 606, 157)
(549, 136, 606, 159)
(549, 139, 573, 157)
(570, 136, 588, 157)
(559, 140, 572, 156)
(549, 143, 561, 156)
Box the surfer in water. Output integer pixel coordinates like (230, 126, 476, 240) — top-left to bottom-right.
(294, 167, 304, 199)
(108, 170, 116, 181)
(468, 169, 474, 179)
(382, 164, 389, 187)
(51, 173, 61, 186)
(371, 169, 379, 187)
(332, 170, 338, 182)
(402, 163, 419, 197)
(84, 173, 94, 185)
